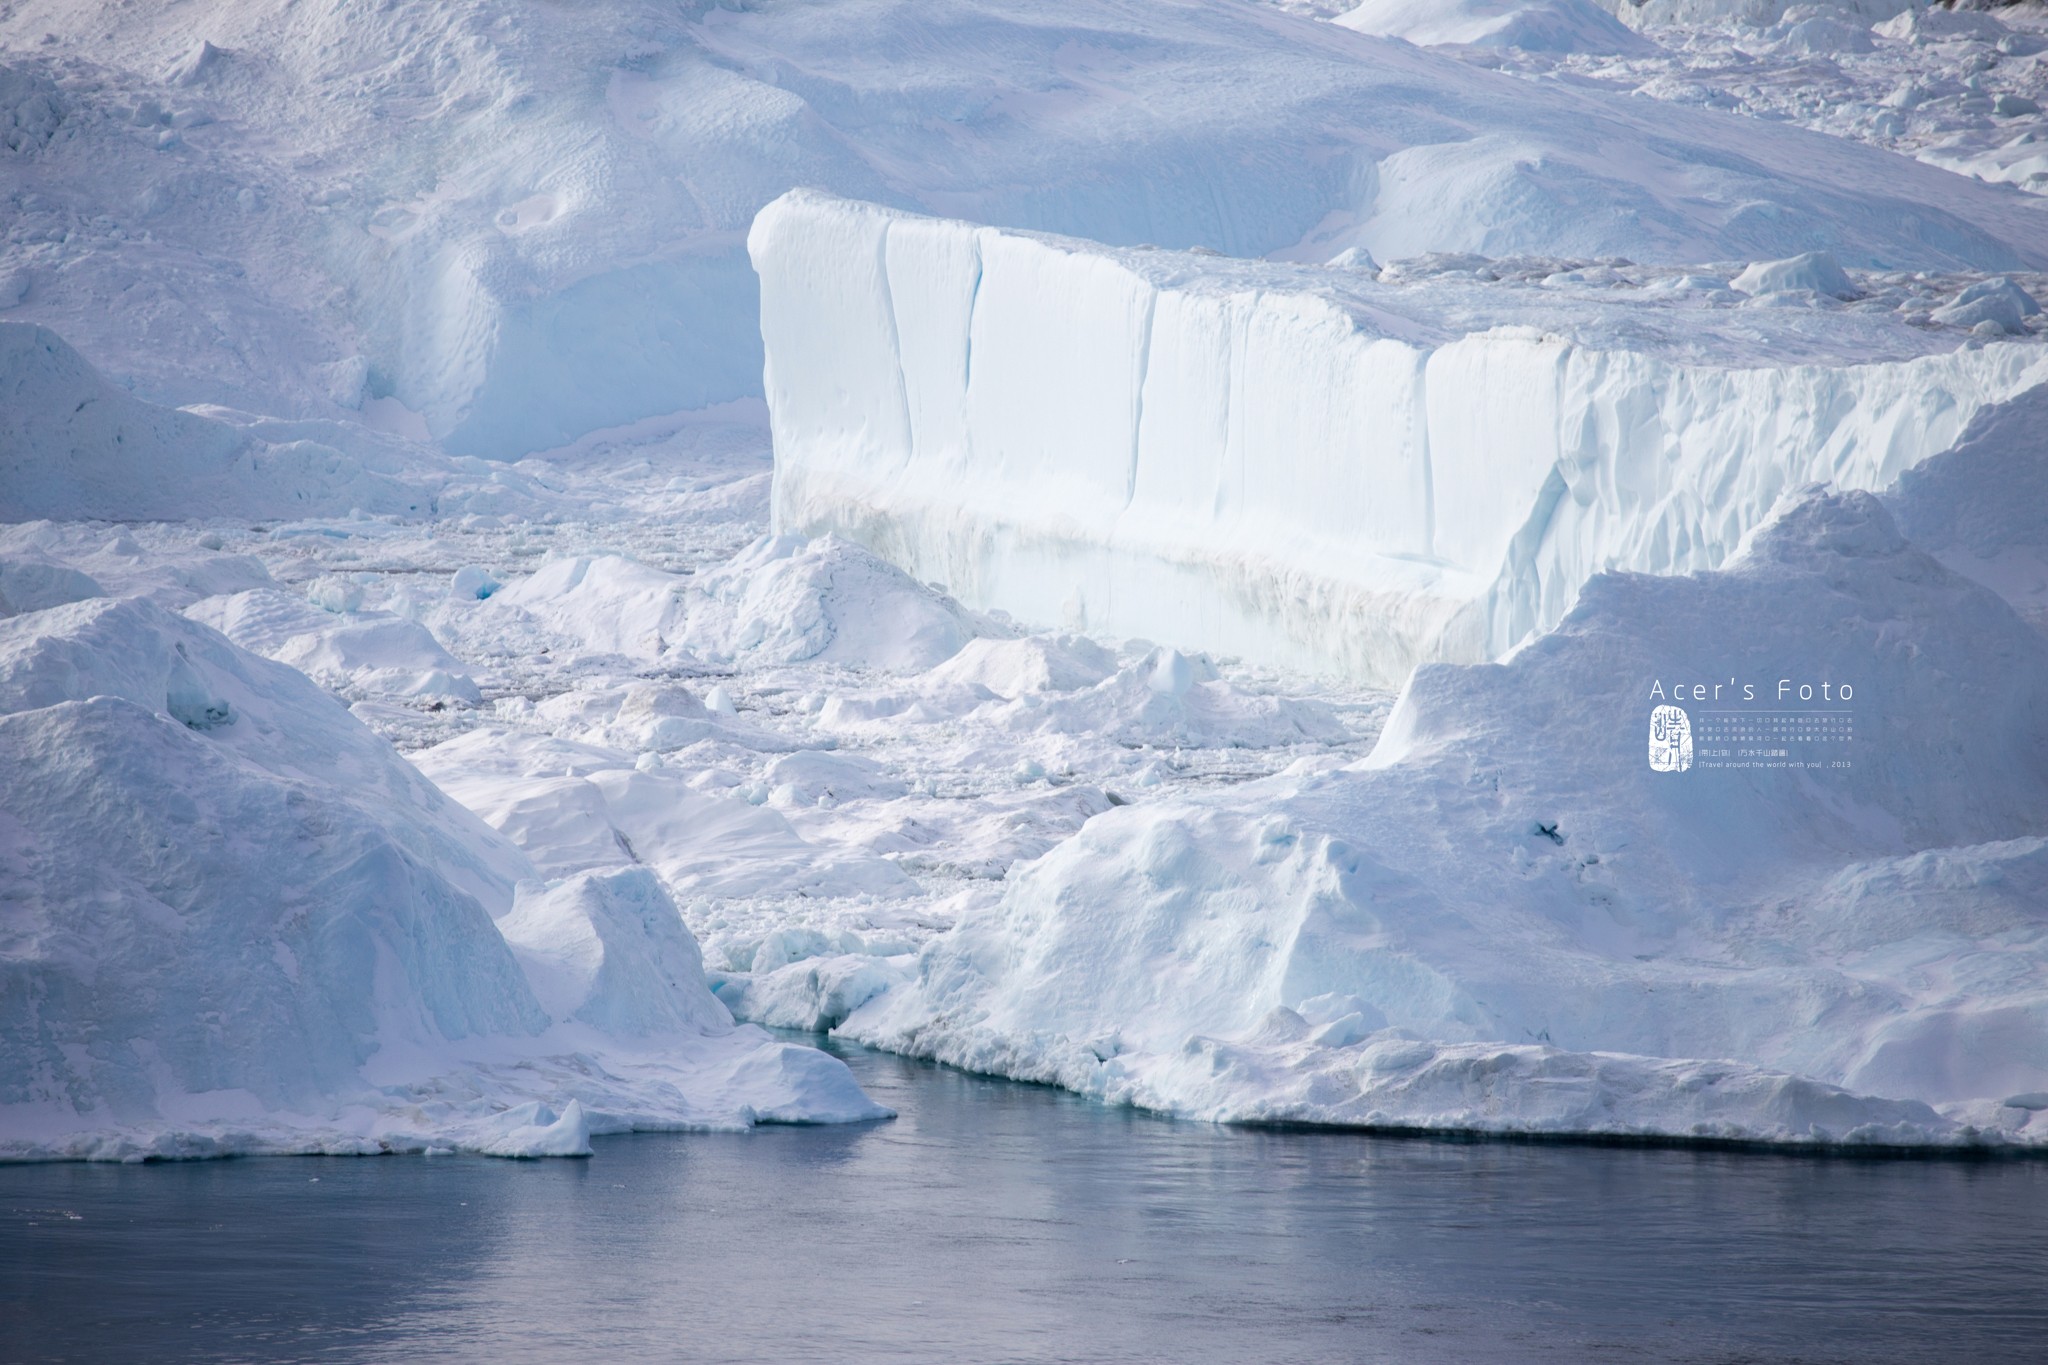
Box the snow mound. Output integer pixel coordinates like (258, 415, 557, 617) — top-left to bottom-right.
(0, 692, 542, 1143)
(922, 635, 1119, 697)
(0, 600, 888, 1159)
(499, 869, 733, 1038)
(845, 490, 2048, 1146)
(1338, 0, 1655, 55)
(755, 192, 2048, 686)
(0, 556, 101, 616)
(413, 728, 918, 898)
(680, 534, 998, 674)
(1887, 384, 2048, 631)
(272, 619, 477, 701)
(487, 536, 992, 673)
(1730, 250, 1858, 299)
(1600, 0, 1915, 29)
(762, 750, 910, 807)
(0, 596, 526, 907)
(0, 324, 428, 522)
(1931, 278, 2043, 337)
(187, 589, 480, 701)
(1019, 651, 1352, 751)
(1875, 5, 2012, 45)
(490, 555, 690, 662)
(1768, 14, 1875, 56)
(526, 680, 793, 756)
(182, 587, 338, 653)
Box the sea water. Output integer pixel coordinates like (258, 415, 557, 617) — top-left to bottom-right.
(3, 1040, 2042, 1363)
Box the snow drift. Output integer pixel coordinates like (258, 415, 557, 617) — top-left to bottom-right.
(846, 489, 2048, 1146)
(755, 192, 2048, 686)
(0, 598, 886, 1160)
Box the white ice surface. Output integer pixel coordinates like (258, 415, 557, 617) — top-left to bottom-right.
(755, 191, 2048, 686)
(7, 0, 2048, 1157)
(1337, 0, 1655, 55)
(844, 490, 2048, 1146)
(0, 588, 888, 1161)
(7, 381, 2045, 1151)
(1371, 0, 2048, 202)
(0, 323, 440, 522)
(2, 0, 2044, 457)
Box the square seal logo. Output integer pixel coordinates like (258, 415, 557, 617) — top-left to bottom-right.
(1649, 704, 1692, 773)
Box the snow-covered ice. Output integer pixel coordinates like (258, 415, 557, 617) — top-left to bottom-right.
(1357, 0, 2048, 202)
(844, 489, 2048, 1146)
(0, 591, 888, 1160)
(755, 190, 2048, 685)
(1, 0, 2044, 461)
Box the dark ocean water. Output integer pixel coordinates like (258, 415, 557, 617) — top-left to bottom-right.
(3, 1038, 2042, 1364)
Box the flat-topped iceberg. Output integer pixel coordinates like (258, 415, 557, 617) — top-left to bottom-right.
(753, 191, 2048, 686)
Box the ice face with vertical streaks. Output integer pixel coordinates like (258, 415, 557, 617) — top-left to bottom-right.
(753, 191, 2047, 686)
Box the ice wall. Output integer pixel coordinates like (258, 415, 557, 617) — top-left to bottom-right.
(754, 192, 2048, 685)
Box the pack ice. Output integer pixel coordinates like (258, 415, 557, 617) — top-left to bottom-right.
(6, 0, 2048, 1163)
(755, 191, 2048, 686)
(0, 597, 885, 1161)
(846, 488, 2048, 1146)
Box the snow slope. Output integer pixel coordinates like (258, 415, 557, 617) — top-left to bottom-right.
(755, 192, 2048, 686)
(1337, 0, 1656, 55)
(0, 323, 433, 522)
(0, 597, 886, 1160)
(2, 0, 2044, 455)
(1888, 382, 2048, 630)
(846, 489, 2048, 1146)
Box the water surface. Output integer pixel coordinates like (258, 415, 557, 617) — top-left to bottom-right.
(3, 1039, 2042, 1363)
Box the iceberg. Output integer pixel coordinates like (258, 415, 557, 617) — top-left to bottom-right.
(6, 0, 2043, 456)
(0, 598, 888, 1161)
(845, 489, 2048, 1145)
(753, 191, 2048, 686)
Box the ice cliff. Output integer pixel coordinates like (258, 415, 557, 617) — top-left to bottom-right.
(754, 191, 2048, 686)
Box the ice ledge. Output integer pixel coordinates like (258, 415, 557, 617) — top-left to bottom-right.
(847, 1013, 2044, 1152)
(751, 190, 2048, 686)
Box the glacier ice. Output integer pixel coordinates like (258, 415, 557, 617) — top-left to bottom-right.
(485, 535, 995, 675)
(5, 0, 2048, 1165)
(0, 596, 888, 1160)
(3, 0, 2044, 456)
(754, 191, 2048, 686)
(0, 324, 437, 523)
(843, 490, 2048, 1145)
